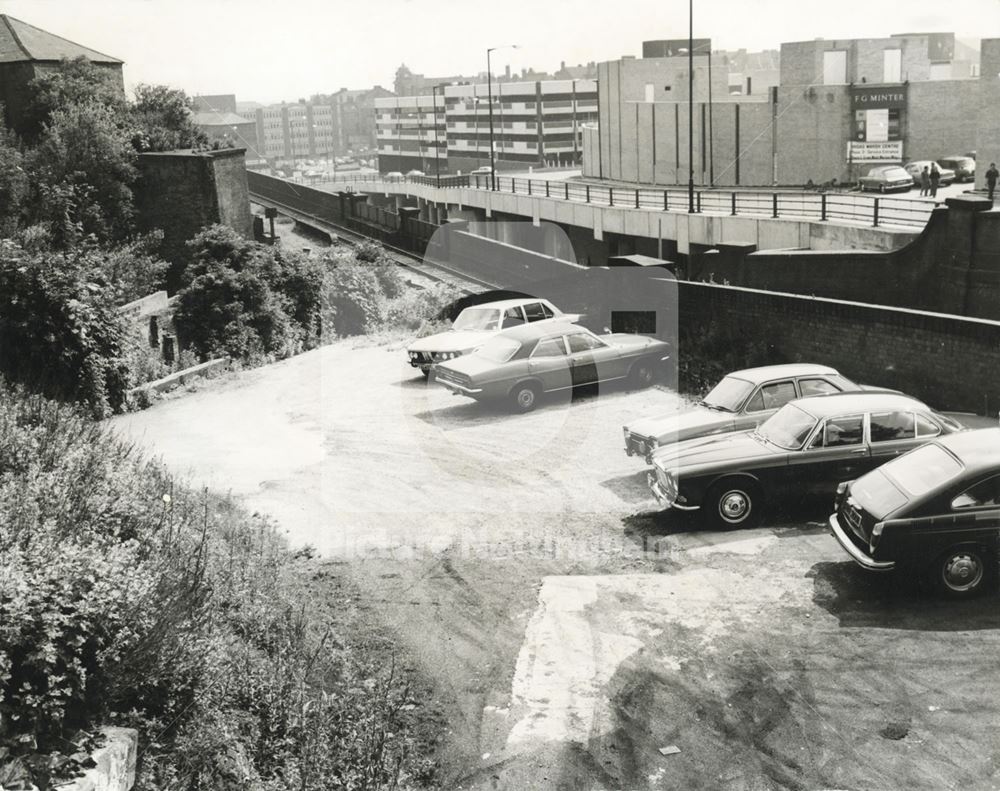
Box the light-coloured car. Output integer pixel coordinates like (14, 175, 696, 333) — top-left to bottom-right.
(903, 161, 955, 187)
(624, 364, 864, 463)
(384, 171, 404, 182)
(405, 169, 426, 178)
(407, 298, 570, 377)
(434, 322, 671, 413)
(859, 165, 914, 193)
(937, 156, 975, 183)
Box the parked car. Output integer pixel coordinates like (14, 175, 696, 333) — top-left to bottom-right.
(471, 165, 494, 175)
(902, 161, 955, 187)
(858, 166, 914, 193)
(384, 171, 404, 182)
(829, 428, 1000, 598)
(406, 169, 426, 178)
(624, 364, 865, 463)
(407, 298, 569, 377)
(647, 392, 966, 529)
(937, 156, 976, 183)
(434, 323, 671, 412)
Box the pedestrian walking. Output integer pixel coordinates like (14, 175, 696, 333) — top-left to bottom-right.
(987, 162, 999, 204)
(920, 166, 930, 196)
(929, 164, 941, 198)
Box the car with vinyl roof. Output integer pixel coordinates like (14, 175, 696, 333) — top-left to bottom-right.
(623, 363, 865, 463)
(829, 428, 1000, 598)
(647, 391, 967, 529)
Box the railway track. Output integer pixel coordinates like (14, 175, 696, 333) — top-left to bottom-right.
(249, 193, 499, 295)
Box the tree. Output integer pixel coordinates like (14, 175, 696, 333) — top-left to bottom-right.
(131, 84, 207, 153)
(0, 121, 27, 238)
(27, 101, 138, 246)
(21, 57, 128, 144)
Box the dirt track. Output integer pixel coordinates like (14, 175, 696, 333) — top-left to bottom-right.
(110, 338, 1000, 791)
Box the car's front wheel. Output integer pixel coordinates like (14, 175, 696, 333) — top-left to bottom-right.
(630, 357, 658, 389)
(704, 479, 764, 530)
(931, 546, 996, 599)
(509, 382, 541, 413)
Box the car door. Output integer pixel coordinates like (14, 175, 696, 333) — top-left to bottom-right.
(788, 413, 869, 498)
(565, 331, 601, 386)
(736, 380, 797, 431)
(527, 335, 571, 392)
(868, 410, 924, 467)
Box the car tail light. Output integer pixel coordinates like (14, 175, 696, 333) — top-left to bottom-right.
(870, 521, 885, 549)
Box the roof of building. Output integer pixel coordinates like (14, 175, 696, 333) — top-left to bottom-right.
(192, 110, 253, 127)
(0, 15, 122, 64)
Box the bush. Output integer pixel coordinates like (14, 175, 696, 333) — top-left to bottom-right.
(322, 257, 386, 337)
(678, 318, 788, 397)
(353, 241, 405, 299)
(384, 283, 461, 334)
(0, 384, 440, 790)
(0, 240, 132, 418)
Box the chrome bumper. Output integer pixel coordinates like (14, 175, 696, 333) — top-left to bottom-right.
(828, 514, 895, 572)
(647, 472, 700, 512)
(437, 378, 483, 396)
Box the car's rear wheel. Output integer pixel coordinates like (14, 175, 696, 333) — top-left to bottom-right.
(931, 546, 996, 599)
(630, 357, 657, 389)
(704, 479, 764, 530)
(509, 382, 541, 413)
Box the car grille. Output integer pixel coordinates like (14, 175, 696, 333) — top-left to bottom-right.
(409, 351, 433, 364)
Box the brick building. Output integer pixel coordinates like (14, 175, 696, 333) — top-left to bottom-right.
(583, 33, 985, 187)
(0, 14, 124, 137)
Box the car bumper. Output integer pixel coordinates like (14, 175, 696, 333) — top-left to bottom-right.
(647, 472, 700, 512)
(437, 378, 483, 396)
(624, 433, 655, 462)
(827, 514, 895, 572)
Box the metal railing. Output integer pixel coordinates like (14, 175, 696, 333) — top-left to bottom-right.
(286, 170, 940, 230)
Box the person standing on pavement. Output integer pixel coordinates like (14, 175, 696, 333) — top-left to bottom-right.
(920, 166, 930, 196)
(987, 163, 999, 203)
(929, 164, 941, 198)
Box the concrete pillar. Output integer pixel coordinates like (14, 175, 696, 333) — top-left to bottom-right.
(161, 334, 176, 364)
(148, 316, 159, 348)
(977, 39, 1000, 194)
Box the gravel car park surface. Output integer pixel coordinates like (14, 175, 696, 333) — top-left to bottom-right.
(110, 338, 1000, 791)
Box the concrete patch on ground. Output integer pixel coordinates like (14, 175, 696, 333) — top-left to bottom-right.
(501, 569, 811, 752)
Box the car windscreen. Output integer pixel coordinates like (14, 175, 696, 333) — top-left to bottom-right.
(473, 336, 520, 363)
(701, 376, 754, 412)
(881, 442, 964, 499)
(454, 307, 501, 331)
(756, 403, 817, 450)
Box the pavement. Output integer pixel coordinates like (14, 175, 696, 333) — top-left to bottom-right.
(108, 339, 1000, 791)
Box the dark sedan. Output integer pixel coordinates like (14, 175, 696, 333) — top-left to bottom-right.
(434, 323, 671, 412)
(830, 428, 1000, 598)
(647, 392, 966, 529)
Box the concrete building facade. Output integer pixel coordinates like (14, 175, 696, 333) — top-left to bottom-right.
(377, 78, 598, 173)
(584, 33, 984, 188)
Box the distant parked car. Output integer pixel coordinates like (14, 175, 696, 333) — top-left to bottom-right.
(406, 169, 426, 178)
(407, 298, 569, 377)
(623, 364, 866, 463)
(434, 322, 671, 412)
(938, 156, 976, 183)
(859, 165, 914, 193)
(903, 161, 955, 187)
(471, 165, 494, 174)
(830, 428, 1000, 598)
(965, 151, 977, 161)
(384, 171, 404, 182)
(647, 392, 967, 528)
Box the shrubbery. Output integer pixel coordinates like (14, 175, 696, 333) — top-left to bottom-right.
(678, 318, 788, 397)
(0, 384, 439, 790)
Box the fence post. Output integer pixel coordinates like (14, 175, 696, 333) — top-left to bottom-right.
(586, 185, 591, 203)
(731, 192, 737, 216)
(772, 193, 778, 218)
(821, 193, 827, 221)
(872, 198, 880, 228)
(696, 191, 702, 213)
(663, 190, 668, 211)
(565, 182, 570, 200)
(635, 189, 640, 209)
(511, 178, 516, 194)
(609, 187, 614, 206)
(546, 181, 550, 198)
(528, 179, 532, 196)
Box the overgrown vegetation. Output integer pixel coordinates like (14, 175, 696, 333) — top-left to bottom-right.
(678, 318, 788, 397)
(0, 385, 441, 790)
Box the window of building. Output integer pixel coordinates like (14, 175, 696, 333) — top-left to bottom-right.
(644, 83, 655, 103)
(822, 50, 848, 85)
(883, 49, 902, 82)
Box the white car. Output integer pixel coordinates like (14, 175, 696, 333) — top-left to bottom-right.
(407, 298, 572, 377)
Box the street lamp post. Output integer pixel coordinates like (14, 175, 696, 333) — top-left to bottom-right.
(487, 44, 518, 191)
(432, 84, 443, 188)
(688, 0, 695, 213)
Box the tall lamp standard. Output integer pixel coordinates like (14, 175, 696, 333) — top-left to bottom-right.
(431, 84, 443, 188)
(687, 0, 694, 213)
(486, 44, 518, 191)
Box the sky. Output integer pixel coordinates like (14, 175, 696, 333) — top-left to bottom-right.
(1, 0, 997, 103)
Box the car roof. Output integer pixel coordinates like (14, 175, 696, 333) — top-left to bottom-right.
(459, 298, 551, 311)
(727, 363, 840, 384)
(933, 428, 1000, 473)
(791, 391, 928, 419)
(500, 321, 589, 342)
